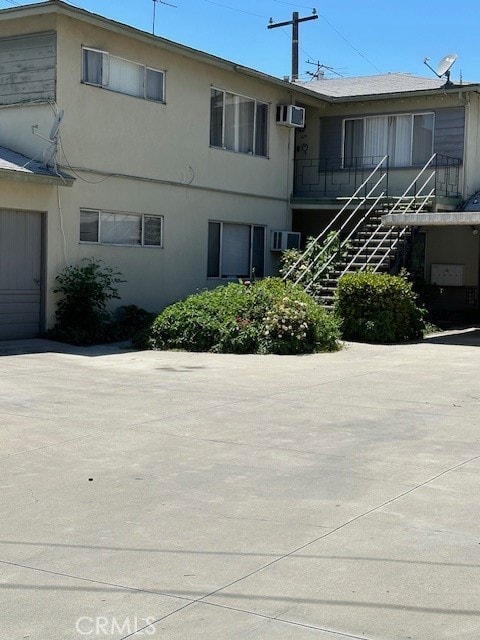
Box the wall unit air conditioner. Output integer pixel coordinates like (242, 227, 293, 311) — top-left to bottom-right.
(276, 104, 305, 128)
(271, 230, 301, 252)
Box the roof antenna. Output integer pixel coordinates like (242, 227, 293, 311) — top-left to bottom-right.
(423, 53, 458, 87)
(153, 0, 177, 36)
(306, 59, 344, 79)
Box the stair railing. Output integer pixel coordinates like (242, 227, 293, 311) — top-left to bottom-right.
(338, 155, 437, 277)
(283, 155, 388, 283)
(294, 174, 387, 287)
(303, 190, 386, 293)
(371, 190, 434, 272)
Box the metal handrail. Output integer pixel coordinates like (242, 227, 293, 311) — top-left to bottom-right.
(368, 190, 434, 273)
(294, 173, 387, 286)
(304, 190, 387, 292)
(338, 155, 438, 277)
(283, 154, 388, 282)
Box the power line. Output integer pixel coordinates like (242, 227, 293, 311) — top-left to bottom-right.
(274, 0, 382, 73)
(274, 0, 317, 8)
(203, 0, 269, 19)
(318, 13, 382, 73)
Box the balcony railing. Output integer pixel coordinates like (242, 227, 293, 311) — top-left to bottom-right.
(293, 154, 461, 199)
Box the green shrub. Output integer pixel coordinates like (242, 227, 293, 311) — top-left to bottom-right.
(280, 231, 349, 298)
(48, 258, 125, 346)
(148, 278, 339, 354)
(334, 271, 426, 343)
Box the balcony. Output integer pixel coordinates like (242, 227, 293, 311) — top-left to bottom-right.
(292, 154, 462, 204)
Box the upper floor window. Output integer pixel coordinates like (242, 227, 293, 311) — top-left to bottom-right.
(210, 88, 268, 157)
(82, 47, 165, 103)
(344, 113, 434, 168)
(80, 209, 163, 247)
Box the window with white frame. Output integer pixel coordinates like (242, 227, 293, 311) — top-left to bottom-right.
(208, 221, 265, 278)
(82, 47, 165, 103)
(80, 209, 163, 247)
(210, 88, 268, 157)
(343, 113, 434, 168)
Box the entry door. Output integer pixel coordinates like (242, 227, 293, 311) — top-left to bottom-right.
(0, 209, 42, 340)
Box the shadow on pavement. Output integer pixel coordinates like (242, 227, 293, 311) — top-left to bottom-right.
(423, 327, 480, 347)
(0, 339, 133, 357)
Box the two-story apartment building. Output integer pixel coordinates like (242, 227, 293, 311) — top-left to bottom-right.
(0, 1, 479, 339)
(0, 0, 325, 339)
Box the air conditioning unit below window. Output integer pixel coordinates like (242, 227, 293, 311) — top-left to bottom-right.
(271, 230, 301, 252)
(276, 104, 306, 128)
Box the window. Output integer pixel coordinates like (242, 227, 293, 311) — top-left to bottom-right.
(82, 48, 165, 103)
(208, 222, 265, 278)
(210, 88, 268, 157)
(343, 113, 434, 168)
(80, 209, 163, 247)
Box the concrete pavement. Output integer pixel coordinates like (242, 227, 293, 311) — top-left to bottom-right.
(0, 330, 479, 639)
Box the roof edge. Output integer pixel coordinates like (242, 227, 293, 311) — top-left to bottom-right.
(0, 1, 333, 104)
(0, 166, 74, 186)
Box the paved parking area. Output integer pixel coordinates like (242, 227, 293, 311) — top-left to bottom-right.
(1, 330, 479, 639)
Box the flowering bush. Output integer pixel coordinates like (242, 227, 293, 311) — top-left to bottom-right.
(262, 298, 310, 354)
(146, 278, 339, 354)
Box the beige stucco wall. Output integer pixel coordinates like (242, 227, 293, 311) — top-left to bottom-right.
(0, 9, 303, 329)
(1, 173, 291, 330)
(53, 14, 296, 199)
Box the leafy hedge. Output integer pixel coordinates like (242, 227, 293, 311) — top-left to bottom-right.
(334, 271, 426, 343)
(48, 259, 154, 346)
(145, 278, 340, 354)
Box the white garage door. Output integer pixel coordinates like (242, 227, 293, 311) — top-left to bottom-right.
(0, 209, 42, 340)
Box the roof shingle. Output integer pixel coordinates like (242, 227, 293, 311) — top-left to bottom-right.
(295, 73, 471, 98)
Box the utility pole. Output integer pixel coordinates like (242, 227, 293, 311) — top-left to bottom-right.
(268, 10, 318, 81)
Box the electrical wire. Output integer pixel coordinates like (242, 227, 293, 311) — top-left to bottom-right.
(58, 138, 112, 184)
(273, 0, 382, 73)
(56, 185, 69, 265)
(203, 0, 269, 19)
(318, 13, 382, 73)
(273, 0, 316, 8)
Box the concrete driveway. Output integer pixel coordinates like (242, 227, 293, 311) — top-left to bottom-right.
(1, 330, 479, 639)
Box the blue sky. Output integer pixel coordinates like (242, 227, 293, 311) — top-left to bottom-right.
(5, 0, 478, 82)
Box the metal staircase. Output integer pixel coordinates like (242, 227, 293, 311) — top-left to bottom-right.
(285, 154, 438, 306)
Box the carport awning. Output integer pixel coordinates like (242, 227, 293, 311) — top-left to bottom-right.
(0, 146, 74, 186)
(382, 212, 480, 226)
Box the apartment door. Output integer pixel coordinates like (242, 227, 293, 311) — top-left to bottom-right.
(0, 209, 43, 339)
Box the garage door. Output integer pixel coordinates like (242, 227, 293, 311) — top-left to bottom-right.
(0, 209, 42, 340)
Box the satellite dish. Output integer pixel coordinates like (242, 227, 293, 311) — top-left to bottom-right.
(49, 109, 64, 141)
(437, 53, 457, 77)
(423, 53, 458, 86)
